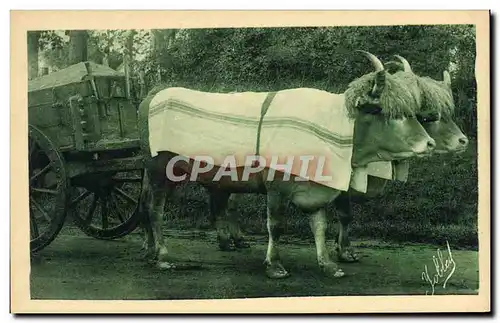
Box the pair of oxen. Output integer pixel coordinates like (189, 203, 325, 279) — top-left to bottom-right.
(137, 52, 469, 279)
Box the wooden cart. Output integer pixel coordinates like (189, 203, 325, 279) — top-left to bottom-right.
(28, 61, 145, 253)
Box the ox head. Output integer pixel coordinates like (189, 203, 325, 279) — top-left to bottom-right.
(345, 51, 435, 167)
(392, 55, 469, 154)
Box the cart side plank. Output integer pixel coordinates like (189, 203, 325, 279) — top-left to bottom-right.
(28, 61, 139, 154)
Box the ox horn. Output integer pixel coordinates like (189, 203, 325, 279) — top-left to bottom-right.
(356, 50, 384, 72)
(393, 55, 413, 73)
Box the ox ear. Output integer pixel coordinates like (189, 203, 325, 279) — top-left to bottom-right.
(371, 70, 386, 98)
(443, 70, 452, 87)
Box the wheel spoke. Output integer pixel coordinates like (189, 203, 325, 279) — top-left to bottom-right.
(85, 194, 99, 225)
(109, 195, 126, 223)
(28, 137, 37, 160)
(30, 210, 40, 239)
(112, 177, 142, 183)
(28, 126, 67, 253)
(30, 197, 51, 222)
(70, 190, 92, 207)
(69, 171, 142, 239)
(30, 162, 53, 183)
(31, 187, 59, 195)
(101, 196, 109, 229)
(113, 187, 138, 204)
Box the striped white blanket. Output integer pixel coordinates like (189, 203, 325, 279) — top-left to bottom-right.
(148, 87, 407, 193)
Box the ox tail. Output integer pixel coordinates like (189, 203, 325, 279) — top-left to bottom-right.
(137, 171, 152, 228)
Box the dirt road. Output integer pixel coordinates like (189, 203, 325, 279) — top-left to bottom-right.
(30, 228, 479, 300)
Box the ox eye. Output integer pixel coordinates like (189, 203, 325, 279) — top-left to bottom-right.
(359, 104, 382, 115)
(417, 114, 439, 123)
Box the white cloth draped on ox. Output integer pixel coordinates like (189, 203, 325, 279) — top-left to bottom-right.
(148, 87, 408, 193)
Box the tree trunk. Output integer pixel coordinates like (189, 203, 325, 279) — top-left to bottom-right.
(68, 30, 89, 65)
(151, 29, 176, 83)
(102, 30, 112, 67)
(27, 31, 40, 80)
(123, 30, 137, 99)
(138, 69, 146, 98)
(151, 30, 164, 83)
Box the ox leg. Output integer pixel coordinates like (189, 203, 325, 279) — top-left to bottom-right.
(141, 170, 174, 269)
(226, 194, 250, 249)
(138, 171, 155, 259)
(264, 191, 289, 279)
(334, 193, 359, 263)
(209, 190, 234, 251)
(309, 208, 345, 278)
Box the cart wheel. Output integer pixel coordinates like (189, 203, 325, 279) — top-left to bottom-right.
(29, 125, 68, 253)
(70, 169, 144, 240)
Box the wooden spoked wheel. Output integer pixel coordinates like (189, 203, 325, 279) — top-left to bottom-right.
(69, 169, 144, 240)
(29, 125, 68, 253)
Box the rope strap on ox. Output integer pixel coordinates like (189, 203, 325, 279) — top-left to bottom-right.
(255, 91, 277, 159)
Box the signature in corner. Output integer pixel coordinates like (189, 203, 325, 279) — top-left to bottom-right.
(421, 240, 457, 295)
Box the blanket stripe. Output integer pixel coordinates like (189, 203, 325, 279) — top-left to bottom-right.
(150, 98, 353, 147)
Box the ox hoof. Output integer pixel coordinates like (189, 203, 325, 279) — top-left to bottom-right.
(140, 246, 158, 262)
(320, 263, 345, 278)
(337, 248, 360, 263)
(157, 261, 203, 271)
(217, 235, 238, 252)
(218, 240, 237, 252)
(265, 262, 290, 279)
(157, 262, 177, 270)
(233, 238, 251, 249)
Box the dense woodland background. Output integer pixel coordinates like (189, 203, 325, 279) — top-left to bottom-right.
(27, 25, 478, 248)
